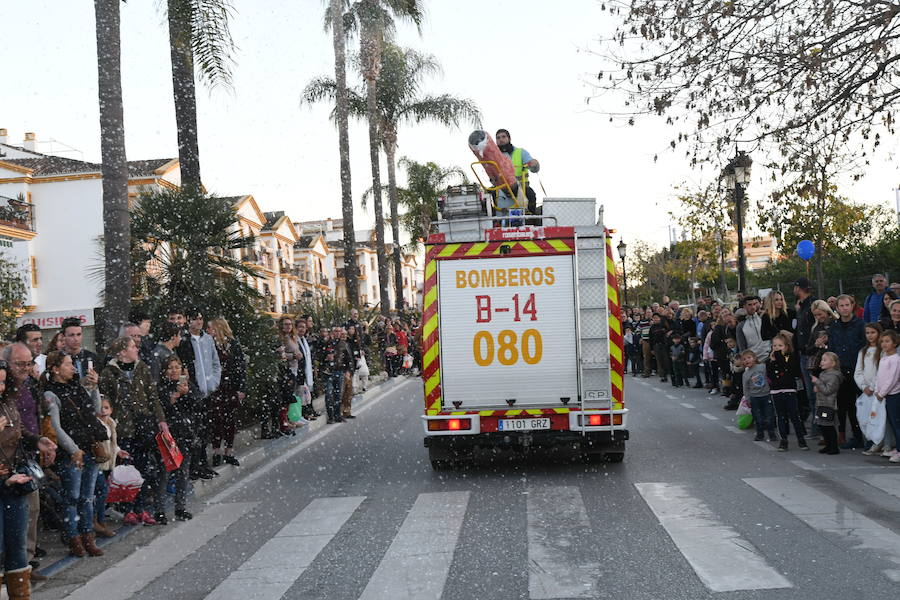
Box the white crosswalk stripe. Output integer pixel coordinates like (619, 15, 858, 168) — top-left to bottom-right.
(635, 482, 792, 592)
(527, 486, 600, 599)
(205, 496, 365, 600)
(358, 491, 469, 600)
(855, 473, 900, 500)
(745, 476, 900, 582)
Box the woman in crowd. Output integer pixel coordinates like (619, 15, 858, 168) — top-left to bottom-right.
(45, 333, 64, 356)
(273, 316, 300, 437)
(42, 352, 108, 557)
(881, 298, 900, 333)
(384, 322, 399, 378)
(99, 337, 168, 526)
(157, 355, 195, 521)
(0, 360, 56, 599)
(804, 299, 835, 430)
(345, 325, 364, 416)
(711, 309, 736, 399)
(761, 290, 795, 340)
(677, 308, 695, 338)
(395, 320, 409, 375)
(207, 318, 246, 467)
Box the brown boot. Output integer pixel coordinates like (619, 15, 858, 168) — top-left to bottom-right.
(68, 535, 86, 558)
(93, 519, 115, 538)
(82, 533, 104, 557)
(6, 566, 31, 599)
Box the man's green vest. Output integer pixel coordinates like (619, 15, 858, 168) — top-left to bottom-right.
(511, 147, 528, 185)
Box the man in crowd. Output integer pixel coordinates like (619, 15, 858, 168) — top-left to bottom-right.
(130, 309, 156, 365)
(736, 295, 770, 363)
(60, 317, 99, 388)
(344, 308, 360, 330)
(149, 321, 184, 383)
(119, 322, 148, 366)
(178, 308, 221, 480)
(15, 323, 45, 375)
(863, 274, 888, 323)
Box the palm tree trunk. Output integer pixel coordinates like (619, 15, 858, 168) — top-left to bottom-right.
(167, 0, 202, 192)
(94, 0, 131, 347)
(384, 139, 404, 310)
(367, 82, 390, 316)
(331, 0, 358, 308)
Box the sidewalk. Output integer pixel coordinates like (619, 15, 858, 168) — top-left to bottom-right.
(30, 372, 392, 589)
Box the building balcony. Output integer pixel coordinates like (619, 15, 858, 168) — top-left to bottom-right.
(0, 196, 36, 239)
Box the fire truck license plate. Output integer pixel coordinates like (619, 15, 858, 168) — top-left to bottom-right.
(498, 418, 550, 431)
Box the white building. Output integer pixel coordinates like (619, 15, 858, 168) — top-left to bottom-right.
(0, 129, 178, 343)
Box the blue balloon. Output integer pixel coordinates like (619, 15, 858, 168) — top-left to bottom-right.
(797, 240, 815, 261)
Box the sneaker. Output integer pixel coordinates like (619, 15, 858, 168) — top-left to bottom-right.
(883, 449, 899, 458)
(154, 512, 168, 526)
(754, 434, 765, 442)
(799, 441, 810, 451)
(890, 455, 900, 463)
(223, 455, 240, 467)
(708, 388, 718, 395)
(862, 444, 883, 456)
(123, 512, 140, 526)
(778, 440, 788, 452)
(140, 511, 157, 526)
(211, 454, 223, 468)
(175, 510, 193, 521)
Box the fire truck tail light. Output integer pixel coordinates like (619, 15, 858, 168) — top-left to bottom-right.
(582, 414, 623, 427)
(428, 418, 472, 431)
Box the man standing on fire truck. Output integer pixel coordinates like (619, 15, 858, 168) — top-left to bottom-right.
(496, 128, 540, 214)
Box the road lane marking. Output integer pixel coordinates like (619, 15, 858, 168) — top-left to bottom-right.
(635, 483, 792, 592)
(790, 460, 818, 471)
(65, 501, 256, 600)
(700, 412, 718, 421)
(680, 403, 695, 409)
(205, 496, 365, 600)
(666, 394, 679, 400)
(855, 473, 900, 500)
(745, 476, 900, 582)
(528, 486, 600, 598)
(359, 492, 469, 600)
(755, 441, 776, 451)
(724, 426, 743, 434)
(652, 387, 664, 393)
(209, 377, 418, 504)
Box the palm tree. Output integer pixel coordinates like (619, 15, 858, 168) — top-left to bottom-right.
(343, 0, 424, 315)
(94, 0, 131, 345)
(395, 158, 467, 249)
(165, 0, 236, 192)
(328, 0, 358, 308)
(304, 44, 480, 308)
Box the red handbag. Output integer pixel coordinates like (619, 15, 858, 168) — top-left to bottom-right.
(156, 430, 184, 472)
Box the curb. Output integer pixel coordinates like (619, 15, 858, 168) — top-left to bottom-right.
(34, 372, 397, 582)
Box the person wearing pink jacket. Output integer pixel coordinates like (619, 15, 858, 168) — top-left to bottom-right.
(875, 330, 900, 463)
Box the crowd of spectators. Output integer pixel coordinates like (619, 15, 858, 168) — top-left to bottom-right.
(0, 305, 421, 595)
(622, 274, 900, 458)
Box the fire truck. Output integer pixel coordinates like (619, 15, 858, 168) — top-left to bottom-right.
(420, 181, 628, 468)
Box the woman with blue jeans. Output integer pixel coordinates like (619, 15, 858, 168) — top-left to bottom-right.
(0, 360, 58, 599)
(42, 351, 108, 558)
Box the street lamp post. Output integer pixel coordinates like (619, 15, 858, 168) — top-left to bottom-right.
(722, 151, 753, 295)
(617, 238, 628, 307)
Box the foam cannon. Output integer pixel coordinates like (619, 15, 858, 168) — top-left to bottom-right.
(467, 129, 524, 210)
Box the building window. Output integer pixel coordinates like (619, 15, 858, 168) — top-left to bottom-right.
(372, 285, 377, 298)
(370, 257, 375, 270)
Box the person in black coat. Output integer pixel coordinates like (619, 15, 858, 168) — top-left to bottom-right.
(157, 355, 195, 522)
(761, 290, 796, 340)
(207, 318, 246, 466)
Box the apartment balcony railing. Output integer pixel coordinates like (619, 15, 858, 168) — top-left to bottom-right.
(0, 198, 35, 233)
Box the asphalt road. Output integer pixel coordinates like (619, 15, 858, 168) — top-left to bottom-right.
(35, 374, 900, 600)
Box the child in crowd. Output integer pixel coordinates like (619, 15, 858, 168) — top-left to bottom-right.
(875, 330, 900, 463)
(670, 333, 687, 388)
(812, 352, 844, 455)
(857, 324, 890, 456)
(766, 332, 808, 451)
(687, 337, 703, 389)
(94, 396, 126, 538)
(158, 355, 196, 521)
(740, 350, 777, 442)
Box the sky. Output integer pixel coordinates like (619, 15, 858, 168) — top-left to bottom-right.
(3, 0, 899, 251)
